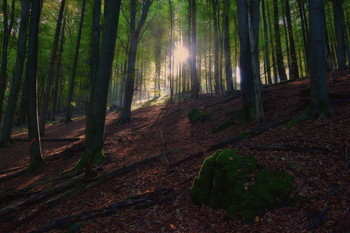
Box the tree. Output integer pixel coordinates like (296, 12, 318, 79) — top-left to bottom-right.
(273, 0, 287, 81)
(285, 0, 299, 80)
(39, 0, 66, 135)
(0, 0, 30, 146)
(223, 0, 234, 94)
(75, 0, 121, 169)
(189, 0, 199, 99)
(332, 0, 347, 70)
(304, 0, 331, 119)
(237, 0, 263, 122)
(120, 0, 153, 123)
(211, 0, 221, 95)
(0, 0, 15, 123)
(65, 0, 87, 123)
(26, 0, 44, 171)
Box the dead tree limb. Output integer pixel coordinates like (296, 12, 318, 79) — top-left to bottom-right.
(12, 137, 82, 142)
(30, 188, 173, 233)
(210, 118, 289, 151)
(160, 130, 170, 166)
(308, 186, 338, 231)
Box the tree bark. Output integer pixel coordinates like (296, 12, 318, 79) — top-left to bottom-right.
(65, 0, 87, 123)
(121, 0, 153, 123)
(305, 0, 331, 119)
(75, 0, 121, 169)
(285, 0, 299, 80)
(39, 0, 66, 135)
(26, 0, 44, 171)
(332, 0, 346, 70)
(212, 0, 221, 95)
(223, 0, 234, 93)
(0, 0, 30, 146)
(273, 0, 287, 81)
(190, 0, 199, 99)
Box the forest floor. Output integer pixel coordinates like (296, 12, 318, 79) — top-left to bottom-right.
(0, 72, 350, 233)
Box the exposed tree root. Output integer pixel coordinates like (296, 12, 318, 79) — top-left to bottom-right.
(209, 118, 289, 151)
(29, 188, 173, 233)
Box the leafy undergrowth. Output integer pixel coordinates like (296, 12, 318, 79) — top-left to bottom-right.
(0, 71, 349, 232)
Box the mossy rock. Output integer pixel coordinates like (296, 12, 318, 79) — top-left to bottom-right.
(188, 108, 211, 124)
(191, 149, 293, 223)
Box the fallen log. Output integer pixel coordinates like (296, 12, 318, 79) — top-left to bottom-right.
(169, 152, 204, 169)
(209, 118, 289, 151)
(30, 188, 173, 233)
(245, 144, 330, 154)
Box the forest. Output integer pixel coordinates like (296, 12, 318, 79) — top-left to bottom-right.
(0, 0, 350, 232)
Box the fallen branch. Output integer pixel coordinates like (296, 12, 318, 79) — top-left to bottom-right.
(0, 148, 182, 218)
(13, 137, 82, 142)
(245, 144, 330, 154)
(30, 188, 173, 233)
(308, 186, 338, 231)
(160, 131, 170, 166)
(210, 118, 289, 151)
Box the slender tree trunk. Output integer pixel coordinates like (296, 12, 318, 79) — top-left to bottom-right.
(121, 0, 152, 123)
(262, 0, 272, 85)
(39, 0, 66, 135)
(0, 0, 15, 123)
(26, 0, 44, 171)
(212, 0, 220, 95)
(273, 0, 287, 81)
(332, 0, 346, 70)
(76, 0, 121, 169)
(65, 0, 87, 123)
(297, 0, 309, 75)
(0, 0, 29, 146)
(169, 0, 175, 101)
(190, 0, 199, 99)
(223, 0, 234, 93)
(305, 0, 331, 119)
(51, 12, 66, 121)
(285, 0, 299, 80)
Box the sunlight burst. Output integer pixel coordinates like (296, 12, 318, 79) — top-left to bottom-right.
(174, 44, 189, 64)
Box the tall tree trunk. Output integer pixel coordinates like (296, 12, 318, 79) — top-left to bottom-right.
(237, 0, 263, 122)
(0, 0, 15, 123)
(169, 0, 175, 101)
(26, 0, 44, 171)
(65, 0, 87, 123)
(212, 0, 220, 95)
(190, 0, 199, 99)
(0, 0, 30, 146)
(297, 0, 309, 76)
(121, 0, 152, 123)
(76, 0, 121, 170)
(332, 0, 346, 70)
(305, 0, 331, 119)
(223, 0, 234, 93)
(262, 0, 272, 85)
(273, 0, 287, 81)
(51, 12, 66, 121)
(285, 0, 299, 80)
(39, 0, 66, 135)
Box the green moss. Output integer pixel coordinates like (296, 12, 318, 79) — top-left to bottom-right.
(212, 120, 235, 134)
(188, 108, 211, 124)
(191, 149, 294, 223)
(73, 148, 106, 170)
(239, 130, 254, 137)
(287, 117, 302, 128)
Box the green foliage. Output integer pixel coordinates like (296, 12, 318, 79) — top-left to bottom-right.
(191, 149, 294, 223)
(188, 108, 211, 124)
(142, 96, 160, 108)
(212, 119, 235, 133)
(239, 130, 254, 137)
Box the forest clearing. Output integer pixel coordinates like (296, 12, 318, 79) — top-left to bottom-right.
(1, 0, 350, 232)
